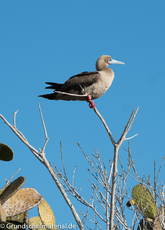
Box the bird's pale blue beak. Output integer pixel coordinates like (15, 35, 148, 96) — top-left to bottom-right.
(108, 59, 125, 65)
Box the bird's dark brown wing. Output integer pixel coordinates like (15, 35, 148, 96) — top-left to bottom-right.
(39, 71, 101, 101)
(60, 71, 100, 94)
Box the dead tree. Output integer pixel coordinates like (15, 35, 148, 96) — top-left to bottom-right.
(0, 105, 164, 230)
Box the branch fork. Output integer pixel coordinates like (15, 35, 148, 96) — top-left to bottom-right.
(0, 103, 139, 230)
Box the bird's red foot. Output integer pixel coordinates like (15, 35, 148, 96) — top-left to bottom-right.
(86, 95, 95, 108)
(86, 94, 91, 102)
(89, 100, 95, 108)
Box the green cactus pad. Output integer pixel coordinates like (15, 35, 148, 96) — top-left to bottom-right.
(132, 184, 157, 219)
(38, 199, 55, 228)
(28, 216, 43, 230)
(0, 176, 26, 205)
(0, 184, 10, 197)
(7, 211, 28, 224)
(29, 216, 58, 230)
(0, 143, 14, 161)
(126, 199, 135, 207)
(3, 188, 42, 217)
(0, 203, 6, 222)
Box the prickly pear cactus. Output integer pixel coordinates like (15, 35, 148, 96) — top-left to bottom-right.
(28, 199, 58, 230)
(29, 216, 58, 230)
(7, 210, 28, 224)
(28, 216, 44, 230)
(126, 199, 135, 207)
(0, 176, 26, 204)
(38, 199, 55, 228)
(3, 188, 42, 217)
(0, 203, 6, 222)
(0, 184, 10, 197)
(0, 143, 14, 161)
(0, 211, 29, 230)
(0, 176, 57, 230)
(131, 184, 157, 219)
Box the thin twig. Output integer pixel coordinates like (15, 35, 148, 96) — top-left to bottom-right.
(0, 113, 43, 162)
(125, 133, 138, 141)
(13, 110, 19, 128)
(0, 112, 85, 230)
(5, 168, 21, 184)
(38, 103, 48, 139)
(60, 142, 67, 180)
(72, 165, 77, 187)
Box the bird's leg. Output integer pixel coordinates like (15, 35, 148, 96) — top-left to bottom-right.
(86, 95, 95, 109)
(79, 84, 95, 109)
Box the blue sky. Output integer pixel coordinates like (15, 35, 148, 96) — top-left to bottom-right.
(0, 0, 165, 228)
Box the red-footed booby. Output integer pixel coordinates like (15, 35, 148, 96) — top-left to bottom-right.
(39, 55, 124, 108)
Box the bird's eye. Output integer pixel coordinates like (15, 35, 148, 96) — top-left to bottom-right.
(109, 58, 112, 62)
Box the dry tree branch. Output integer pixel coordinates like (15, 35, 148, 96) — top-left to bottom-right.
(1, 104, 140, 230)
(156, 156, 165, 184)
(72, 165, 77, 187)
(92, 106, 139, 230)
(1, 168, 22, 192)
(0, 113, 43, 163)
(60, 142, 68, 180)
(38, 103, 48, 139)
(76, 143, 132, 229)
(13, 110, 18, 128)
(55, 162, 107, 223)
(38, 102, 50, 154)
(93, 107, 116, 146)
(54, 106, 139, 229)
(80, 197, 102, 230)
(0, 169, 22, 194)
(0, 106, 85, 230)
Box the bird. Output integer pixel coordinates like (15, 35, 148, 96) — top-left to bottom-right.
(39, 55, 125, 108)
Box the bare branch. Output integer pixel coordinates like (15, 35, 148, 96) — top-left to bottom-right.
(3, 103, 161, 230)
(38, 103, 48, 139)
(117, 107, 139, 145)
(125, 133, 138, 141)
(157, 156, 165, 182)
(93, 107, 116, 146)
(72, 165, 77, 187)
(60, 142, 68, 180)
(6, 168, 21, 184)
(0, 111, 85, 230)
(0, 113, 43, 162)
(13, 110, 18, 128)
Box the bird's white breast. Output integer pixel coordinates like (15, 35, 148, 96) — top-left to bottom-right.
(86, 70, 114, 99)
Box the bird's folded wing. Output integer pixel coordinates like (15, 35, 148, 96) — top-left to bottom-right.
(61, 71, 100, 93)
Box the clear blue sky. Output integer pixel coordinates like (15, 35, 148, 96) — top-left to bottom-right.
(0, 1, 165, 228)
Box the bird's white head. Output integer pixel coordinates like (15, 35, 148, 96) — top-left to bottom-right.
(96, 55, 125, 71)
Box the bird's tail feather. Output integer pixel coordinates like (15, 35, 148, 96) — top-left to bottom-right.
(38, 93, 55, 100)
(45, 82, 62, 89)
